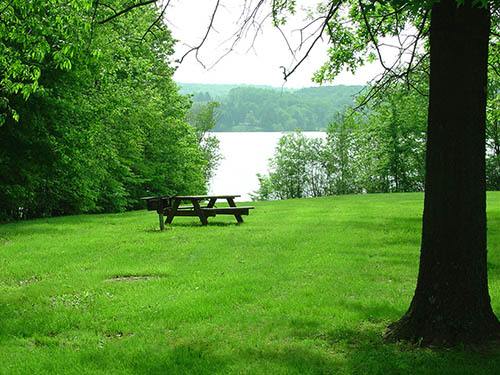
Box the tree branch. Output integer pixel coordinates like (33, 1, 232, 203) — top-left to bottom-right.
(406, 9, 429, 88)
(281, 1, 341, 81)
(489, 62, 500, 79)
(358, 0, 392, 72)
(98, 0, 158, 24)
(205, 0, 267, 70)
(178, 0, 221, 67)
(141, 0, 170, 40)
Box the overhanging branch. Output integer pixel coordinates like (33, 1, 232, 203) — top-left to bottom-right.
(178, 0, 221, 67)
(98, 0, 158, 24)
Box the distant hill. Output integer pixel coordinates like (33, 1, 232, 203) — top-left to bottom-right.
(177, 82, 365, 132)
(177, 83, 296, 99)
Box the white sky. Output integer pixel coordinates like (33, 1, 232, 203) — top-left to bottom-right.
(165, 0, 383, 88)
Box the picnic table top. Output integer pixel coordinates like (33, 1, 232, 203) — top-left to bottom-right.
(173, 195, 241, 200)
(142, 195, 240, 201)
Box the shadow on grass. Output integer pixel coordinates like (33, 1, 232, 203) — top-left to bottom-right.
(85, 343, 230, 375)
(336, 216, 421, 243)
(2, 298, 500, 374)
(145, 222, 243, 231)
(0, 223, 70, 237)
(112, 329, 500, 375)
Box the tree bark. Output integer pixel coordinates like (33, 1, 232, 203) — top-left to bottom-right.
(386, 0, 500, 345)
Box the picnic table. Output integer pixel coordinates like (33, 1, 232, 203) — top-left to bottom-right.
(142, 195, 254, 230)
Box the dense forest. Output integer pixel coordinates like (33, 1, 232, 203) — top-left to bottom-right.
(0, 2, 219, 221)
(179, 83, 364, 132)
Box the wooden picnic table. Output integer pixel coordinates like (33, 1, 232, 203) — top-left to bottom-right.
(142, 195, 254, 230)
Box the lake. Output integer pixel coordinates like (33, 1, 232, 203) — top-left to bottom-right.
(208, 132, 326, 201)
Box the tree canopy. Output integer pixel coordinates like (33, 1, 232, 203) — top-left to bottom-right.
(0, 1, 218, 220)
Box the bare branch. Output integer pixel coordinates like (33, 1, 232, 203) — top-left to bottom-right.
(406, 9, 429, 86)
(295, 15, 330, 49)
(178, 0, 221, 67)
(489, 62, 500, 79)
(281, 1, 342, 81)
(98, 0, 158, 24)
(205, 0, 267, 70)
(358, 0, 392, 72)
(274, 22, 297, 62)
(141, 0, 171, 40)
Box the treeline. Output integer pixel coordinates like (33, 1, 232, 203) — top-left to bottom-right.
(0, 3, 218, 221)
(180, 84, 363, 132)
(253, 79, 500, 200)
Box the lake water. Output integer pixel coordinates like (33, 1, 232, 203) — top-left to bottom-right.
(208, 132, 325, 201)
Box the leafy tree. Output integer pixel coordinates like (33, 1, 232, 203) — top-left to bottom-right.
(255, 83, 427, 200)
(324, 113, 363, 195)
(354, 87, 427, 193)
(187, 101, 223, 181)
(0, 1, 212, 220)
(252, 132, 328, 200)
(0, 0, 93, 125)
(303, 0, 499, 345)
(385, 0, 500, 345)
(0, 0, 161, 126)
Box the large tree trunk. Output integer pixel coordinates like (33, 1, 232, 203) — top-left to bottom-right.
(386, 0, 500, 345)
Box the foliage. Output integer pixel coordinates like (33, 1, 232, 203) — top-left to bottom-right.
(323, 113, 364, 195)
(252, 131, 328, 200)
(0, 2, 218, 221)
(487, 64, 500, 190)
(181, 84, 364, 132)
(187, 101, 223, 181)
(0, 0, 94, 125)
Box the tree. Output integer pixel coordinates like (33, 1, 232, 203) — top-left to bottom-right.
(254, 85, 428, 200)
(324, 114, 363, 195)
(187, 101, 223, 181)
(0, 0, 162, 126)
(350, 86, 427, 193)
(0, 1, 211, 220)
(385, 0, 500, 344)
(252, 132, 328, 200)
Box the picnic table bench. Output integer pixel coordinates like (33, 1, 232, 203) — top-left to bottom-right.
(142, 195, 254, 230)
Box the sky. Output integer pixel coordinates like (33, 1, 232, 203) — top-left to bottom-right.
(165, 0, 383, 88)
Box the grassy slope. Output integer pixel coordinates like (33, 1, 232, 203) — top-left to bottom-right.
(0, 192, 499, 375)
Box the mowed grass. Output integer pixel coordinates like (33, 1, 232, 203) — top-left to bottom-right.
(1, 192, 499, 375)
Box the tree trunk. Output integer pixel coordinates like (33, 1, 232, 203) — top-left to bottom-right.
(386, 0, 500, 345)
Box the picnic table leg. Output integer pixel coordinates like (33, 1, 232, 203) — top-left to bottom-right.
(192, 199, 209, 225)
(158, 212, 165, 231)
(165, 198, 181, 225)
(157, 198, 165, 231)
(207, 198, 217, 208)
(227, 198, 244, 223)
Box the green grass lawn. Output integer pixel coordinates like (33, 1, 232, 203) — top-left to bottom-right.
(1, 192, 499, 375)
